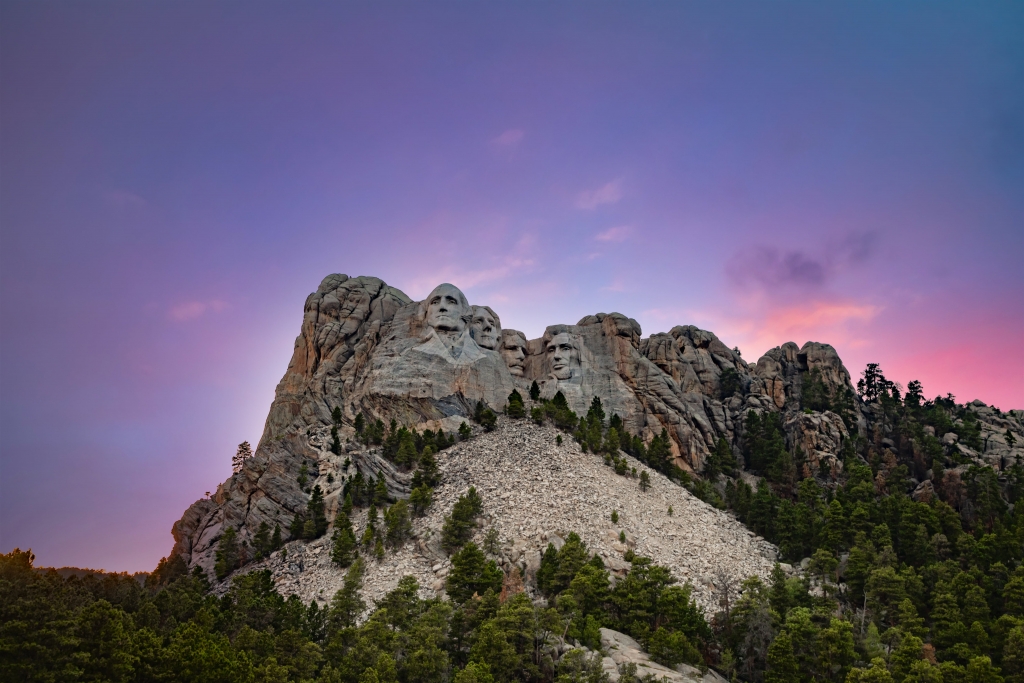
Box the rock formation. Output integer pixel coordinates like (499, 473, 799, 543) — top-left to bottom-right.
(169, 272, 1023, 587)
(170, 274, 854, 574)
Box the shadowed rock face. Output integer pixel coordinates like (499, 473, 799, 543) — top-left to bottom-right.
(169, 274, 862, 575)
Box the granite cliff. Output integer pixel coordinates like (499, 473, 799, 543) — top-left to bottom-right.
(168, 274, 1023, 605)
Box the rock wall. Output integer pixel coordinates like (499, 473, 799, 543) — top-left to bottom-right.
(170, 274, 862, 574)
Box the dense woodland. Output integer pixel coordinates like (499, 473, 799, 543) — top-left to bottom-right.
(3, 364, 1023, 683)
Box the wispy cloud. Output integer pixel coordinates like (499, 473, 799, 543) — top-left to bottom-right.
(403, 258, 535, 298)
(576, 179, 623, 210)
(168, 300, 227, 322)
(490, 129, 525, 147)
(639, 296, 881, 363)
(594, 225, 631, 242)
(726, 231, 878, 292)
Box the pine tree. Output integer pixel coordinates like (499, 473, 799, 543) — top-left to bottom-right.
(765, 631, 799, 683)
(384, 500, 411, 548)
(932, 591, 967, 651)
(232, 441, 253, 473)
(395, 432, 417, 468)
(506, 390, 525, 419)
(373, 475, 389, 507)
(331, 512, 357, 567)
(459, 422, 472, 440)
(253, 521, 271, 559)
(331, 406, 342, 425)
(410, 485, 433, 517)
(639, 470, 651, 492)
(307, 485, 328, 538)
(330, 426, 341, 455)
(530, 380, 540, 401)
(330, 558, 365, 629)
(214, 526, 241, 579)
(271, 523, 282, 551)
(1003, 626, 1024, 683)
(897, 598, 928, 639)
(536, 543, 559, 596)
(362, 505, 378, 548)
(354, 412, 365, 434)
(441, 487, 483, 553)
(446, 542, 502, 602)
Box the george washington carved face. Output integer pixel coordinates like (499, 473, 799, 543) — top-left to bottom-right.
(500, 330, 527, 376)
(425, 283, 469, 333)
(470, 306, 501, 350)
(546, 332, 578, 380)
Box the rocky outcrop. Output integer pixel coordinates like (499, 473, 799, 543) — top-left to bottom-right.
(600, 628, 727, 682)
(169, 274, 860, 576)
(222, 417, 778, 616)
(785, 410, 849, 480)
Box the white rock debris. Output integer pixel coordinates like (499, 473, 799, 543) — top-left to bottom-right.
(224, 416, 778, 616)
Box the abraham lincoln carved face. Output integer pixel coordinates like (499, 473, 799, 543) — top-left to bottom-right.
(546, 332, 578, 380)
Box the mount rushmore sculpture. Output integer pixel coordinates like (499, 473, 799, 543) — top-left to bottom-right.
(169, 274, 859, 572)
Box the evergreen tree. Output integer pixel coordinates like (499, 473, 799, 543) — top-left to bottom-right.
(410, 484, 433, 517)
(385, 500, 412, 548)
(373, 475, 389, 507)
(537, 543, 559, 596)
(331, 425, 341, 455)
(330, 558, 365, 629)
(331, 512, 357, 568)
(459, 422, 472, 440)
(253, 521, 271, 559)
(639, 471, 651, 493)
(232, 441, 253, 473)
(764, 631, 799, 683)
(214, 526, 241, 579)
(442, 487, 483, 553)
(506, 390, 525, 419)
(306, 485, 328, 538)
(354, 412, 365, 434)
(271, 523, 282, 551)
(1003, 626, 1024, 683)
(446, 542, 502, 603)
(395, 432, 418, 468)
(530, 380, 540, 401)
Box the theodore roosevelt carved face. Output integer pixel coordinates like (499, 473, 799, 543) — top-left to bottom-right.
(425, 283, 469, 334)
(470, 306, 501, 350)
(500, 330, 527, 376)
(546, 332, 579, 381)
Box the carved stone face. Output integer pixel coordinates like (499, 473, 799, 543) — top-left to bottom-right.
(425, 284, 469, 333)
(470, 306, 501, 350)
(546, 332, 578, 380)
(500, 330, 527, 376)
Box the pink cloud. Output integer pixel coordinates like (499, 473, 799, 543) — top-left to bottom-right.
(576, 179, 623, 209)
(594, 225, 631, 242)
(491, 129, 525, 146)
(168, 300, 227, 322)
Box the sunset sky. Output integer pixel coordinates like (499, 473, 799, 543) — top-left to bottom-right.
(2, 2, 1022, 572)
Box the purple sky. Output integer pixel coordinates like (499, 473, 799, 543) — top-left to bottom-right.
(2, 2, 1022, 572)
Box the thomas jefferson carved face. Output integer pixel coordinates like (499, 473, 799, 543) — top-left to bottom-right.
(500, 330, 527, 376)
(546, 333, 578, 380)
(425, 283, 469, 333)
(470, 306, 501, 350)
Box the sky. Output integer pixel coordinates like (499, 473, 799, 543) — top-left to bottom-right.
(1, 1, 1022, 573)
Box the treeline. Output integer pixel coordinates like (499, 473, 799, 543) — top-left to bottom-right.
(1, 530, 711, 682)
(708, 364, 1024, 682)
